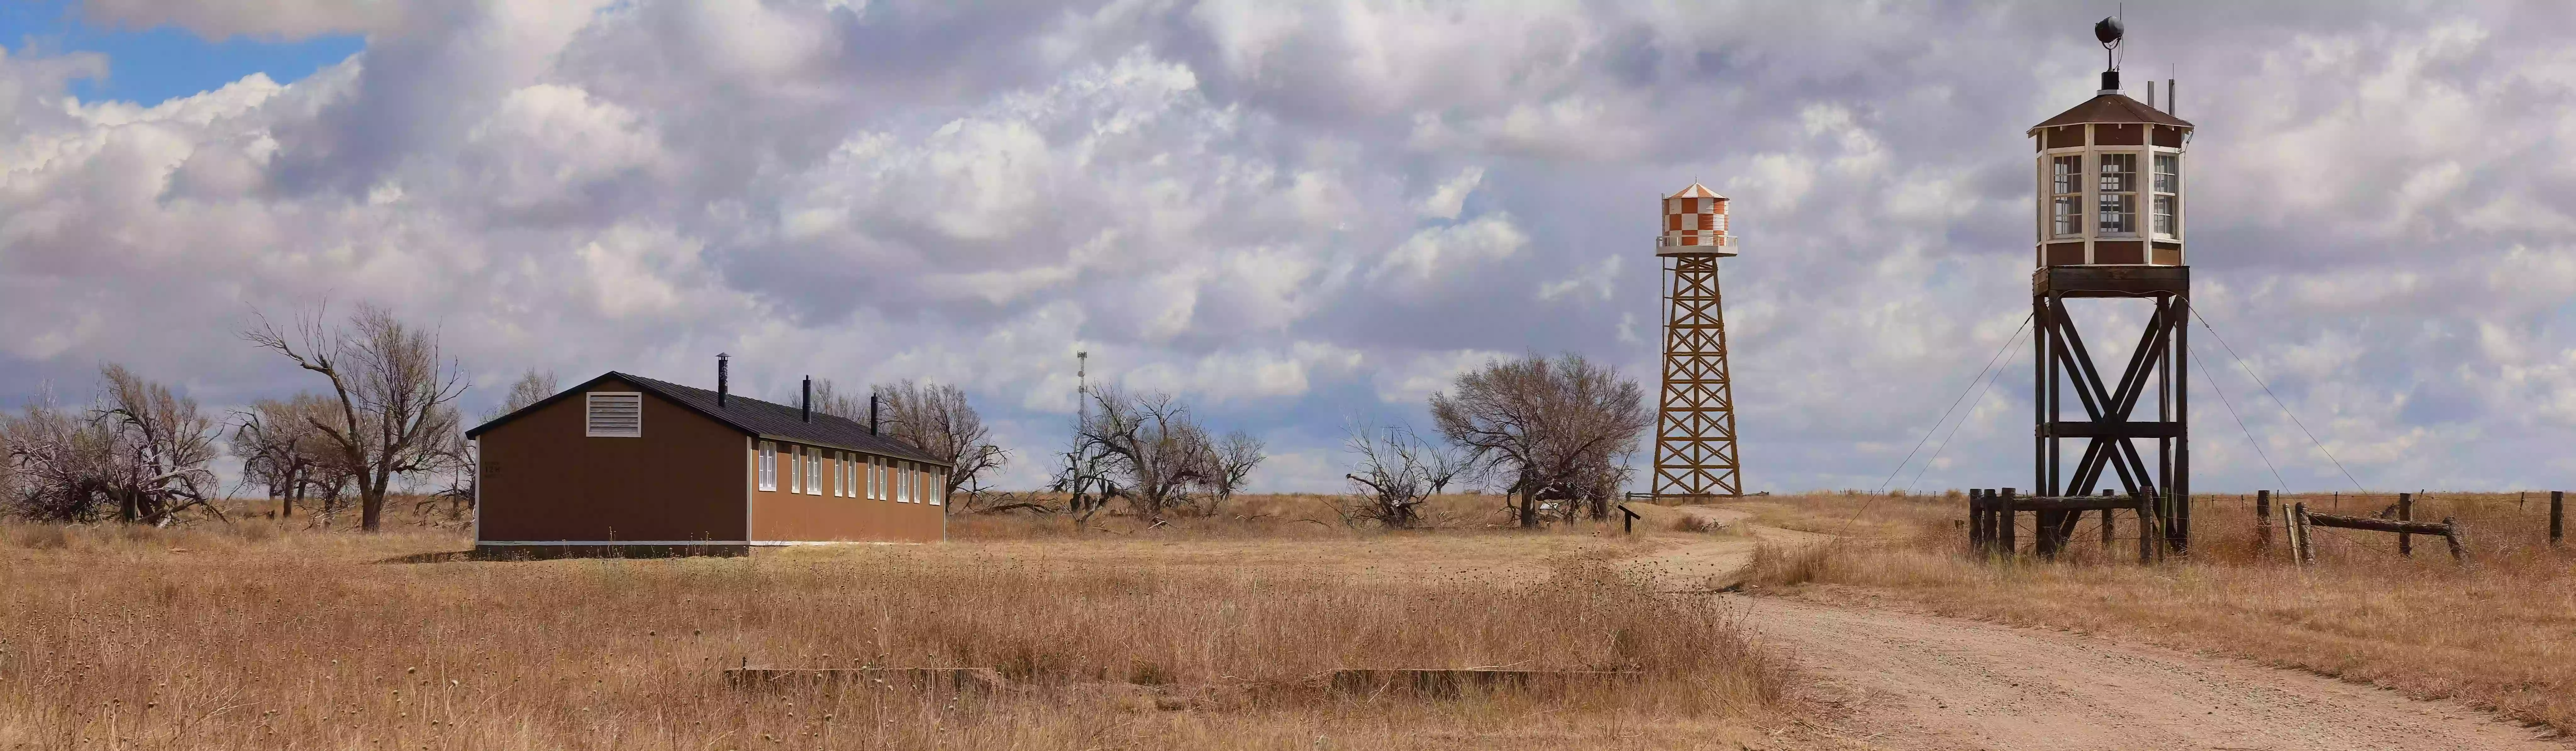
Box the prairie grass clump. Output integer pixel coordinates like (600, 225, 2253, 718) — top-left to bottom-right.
(1670, 514, 1720, 533)
(1744, 541, 1840, 586)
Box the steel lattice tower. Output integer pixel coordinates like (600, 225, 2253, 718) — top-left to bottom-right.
(1652, 184, 1741, 500)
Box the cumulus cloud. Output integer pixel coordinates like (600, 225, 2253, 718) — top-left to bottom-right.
(5, 1, 2576, 492)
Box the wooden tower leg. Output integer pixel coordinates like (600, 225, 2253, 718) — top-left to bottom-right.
(1652, 255, 1741, 500)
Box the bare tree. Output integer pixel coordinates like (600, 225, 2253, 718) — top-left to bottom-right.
(1047, 432, 1122, 526)
(1339, 423, 1448, 529)
(1, 398, 117, 522)
(1074, 387, 1219, 522)
(1429, 353, 1650, 528)
(489, 369, 558, 419)
(809, 377, 870, 424)
(1, 366, 222, 525)
(872, 380, 1008, 513)
(231, 393, 351, 520)
(1195, 430, 1267, 515)
(245, 304, 469, 532)
(96, 365, 225, 524)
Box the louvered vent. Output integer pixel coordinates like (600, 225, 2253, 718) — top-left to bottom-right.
(585, 392, 642, 437)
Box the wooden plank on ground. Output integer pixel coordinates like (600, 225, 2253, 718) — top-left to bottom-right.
(724, 667, 1000, 693)
(1327, 669, 1638, 698)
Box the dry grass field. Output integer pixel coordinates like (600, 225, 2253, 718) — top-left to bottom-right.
(0, 495, 1791, 751)
(1735, 490, 2576, 733)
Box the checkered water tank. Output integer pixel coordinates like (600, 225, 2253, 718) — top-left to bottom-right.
(1656, 183, 1735, 256)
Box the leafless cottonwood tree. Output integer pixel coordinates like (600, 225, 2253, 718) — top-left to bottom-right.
(872, 380, 1008, 513)
(245, 304, 469, 532)
(1339, 423, 1460, 529)
(1198, 431, 1267, 515)
(231, 393, 357, 520)
(0, 365, 223, 525)
(809, 377, 870, 423)
(1429, 353, 1650, 528)
(1074, 387, 1235, 522)
(490, 370, 558, 418)
(1047, 433, 1122, 525)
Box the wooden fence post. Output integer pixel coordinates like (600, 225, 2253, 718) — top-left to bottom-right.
(2254, 490, 2272, 552)
(2134, 491, 2153, 564)
(2292, 502, 2315, 566)
(2552, 491, 2564, 547)
(2442, 517, 2467, 563)
(2287, 504, 2308, 563)
(2397, 492, 2413, 557)
(1974, 489, 1993, 555)
(2100, 489, 2115, 548)
(1967, 489, 1983, 553)
(1989, 486, 2009, 558)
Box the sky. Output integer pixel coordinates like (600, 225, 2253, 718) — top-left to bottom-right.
(4, 0, 2575, 496)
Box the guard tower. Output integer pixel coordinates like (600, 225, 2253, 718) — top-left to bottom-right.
(1652, 183, 1742, 501)
(2028, 18, 2194, 553)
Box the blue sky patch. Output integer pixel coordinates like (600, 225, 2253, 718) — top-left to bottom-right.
(0, 0, 363, 105)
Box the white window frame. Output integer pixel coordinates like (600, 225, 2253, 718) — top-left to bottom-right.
(2152, 153, 2180, 239)
(2049, 155, 2083, 238)
(2096, 152, 2139, 237)
(874, 456, 886, 500)
(806, 451, 822, 495)
(789, 446, 803, 493)
(584, 392, 643, 438)
(832, 452, 845, 498)
(928, 469, 943, 506)
(901, 462, 914, 503)
(758, 442, 777, 492)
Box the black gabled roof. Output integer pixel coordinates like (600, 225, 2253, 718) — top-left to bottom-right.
(465, 371, 946, 466)
(2029, 92, 2193, 134)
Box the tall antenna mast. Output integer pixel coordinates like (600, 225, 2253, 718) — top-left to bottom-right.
(1075, 350, 1090, 425)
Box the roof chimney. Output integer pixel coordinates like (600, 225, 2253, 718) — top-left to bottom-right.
(717, 353, 730, 407)
(801, 376, 812, 422)
(869, 393, 880, 436)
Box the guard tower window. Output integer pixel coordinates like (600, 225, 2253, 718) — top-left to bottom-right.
(2096, 153, 2137, 235)
(2050, 156, 2082, 237)
(2152, 154, 2179, 237)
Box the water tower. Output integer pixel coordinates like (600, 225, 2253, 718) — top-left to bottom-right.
(1651, 183, 1743, 501)
(2026, 17, 2194, 553)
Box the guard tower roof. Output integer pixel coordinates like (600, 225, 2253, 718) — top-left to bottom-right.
(2028, 93, 2193, 136)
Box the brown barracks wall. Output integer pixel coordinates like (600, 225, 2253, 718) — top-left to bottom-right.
(476, 377, 749, 544)
(749, 446, 944, 543)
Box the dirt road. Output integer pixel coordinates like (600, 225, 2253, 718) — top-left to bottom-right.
(1631, 506, 2566, 750)
(1750, 596, 2563, 750)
